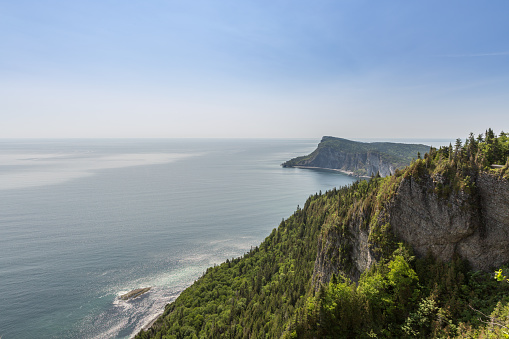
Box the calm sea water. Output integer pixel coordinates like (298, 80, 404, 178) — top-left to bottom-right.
(0, 139, 363, 339)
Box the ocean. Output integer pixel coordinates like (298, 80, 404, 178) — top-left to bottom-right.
(0, 139, 362, 339)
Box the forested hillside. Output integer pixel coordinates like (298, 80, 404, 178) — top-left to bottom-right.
(137, 129, 509, 339)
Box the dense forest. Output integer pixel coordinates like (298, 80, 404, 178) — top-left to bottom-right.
(136, 129, 509, 339)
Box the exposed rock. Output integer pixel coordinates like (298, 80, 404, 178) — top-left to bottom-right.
(120, 287, 151, 300)
(293, 146, 396, 177)
(282, 136, 429, 177)
(313, 219, 374, 285)
(390, 173, 509, 271)
(313, 172, 509, 287)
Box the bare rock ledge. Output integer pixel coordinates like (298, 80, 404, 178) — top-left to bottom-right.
(119, 287, 151, 300)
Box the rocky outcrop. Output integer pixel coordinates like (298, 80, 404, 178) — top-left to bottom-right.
(282, 136, 430, 177)
(313, 172, 509, 287)
(390, 173, 509, 271)
(292, 146, 396, 177)
(313, 220, 375, 285)
(120, 287, 151, 300)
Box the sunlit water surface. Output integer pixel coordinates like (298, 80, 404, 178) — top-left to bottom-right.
(0, 138, 453, 338)
(0, 139, 360, 339)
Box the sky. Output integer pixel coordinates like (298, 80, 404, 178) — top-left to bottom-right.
(1, 1, 508, 139)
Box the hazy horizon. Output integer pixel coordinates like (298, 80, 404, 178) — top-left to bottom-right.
(1, 1, 508, 139)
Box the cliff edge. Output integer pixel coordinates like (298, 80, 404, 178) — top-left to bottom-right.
(282, 136, 430, 177)
(313, 146, 509, 287)
(137, 129, 509, 339)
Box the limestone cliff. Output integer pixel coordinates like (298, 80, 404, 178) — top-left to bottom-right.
(313, 171, 509, 287)
(391, 172, 509, 271)
(288, 145, 396, 177)
(282, 136, 430, 177)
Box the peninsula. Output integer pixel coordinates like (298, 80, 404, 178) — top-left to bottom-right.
(282, 136, 430, 177)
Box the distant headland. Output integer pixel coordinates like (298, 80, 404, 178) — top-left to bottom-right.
(282, 136, 430, 177)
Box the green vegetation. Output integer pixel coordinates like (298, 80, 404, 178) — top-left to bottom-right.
(136, 191, 331, 339)
(282, 136, 430, 173)
(405, 129, 509, 198)
(293, 250, 509, 338)
(136, 129, 509, 339)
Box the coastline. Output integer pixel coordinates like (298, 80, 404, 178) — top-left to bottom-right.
(129, 310, 164, 339)
(142, 312, 163, 331)
(133, 291, 181, 337)
(291, 165, 371, 178)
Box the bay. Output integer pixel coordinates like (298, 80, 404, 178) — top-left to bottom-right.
(0, 139, 358, 339)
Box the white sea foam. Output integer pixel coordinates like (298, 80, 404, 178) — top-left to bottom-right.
(86, 286, 179, 339)
(96, 253, 247, 338)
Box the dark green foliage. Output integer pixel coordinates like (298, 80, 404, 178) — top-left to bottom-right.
(404, 129, 509, 198)
(291, 250, 509, 338)
(136, 191, 332, 339)
(137, 129, 509, 339)
(291, 245, 420, 338)
(282, 136, 430, 171)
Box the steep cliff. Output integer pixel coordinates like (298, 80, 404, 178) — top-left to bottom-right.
(282, 136, 430, 177)
(313, 164, 509, 288)
(137, 130, 509, 339)
(391, 172, 509, 271)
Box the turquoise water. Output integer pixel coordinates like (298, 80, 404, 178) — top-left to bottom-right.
(0, 139, 360, 339)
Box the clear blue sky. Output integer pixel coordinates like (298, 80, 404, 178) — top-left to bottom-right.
(1, 1, 508, 138)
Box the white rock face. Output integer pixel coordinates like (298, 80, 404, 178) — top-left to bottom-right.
(295, 146, 396, 177)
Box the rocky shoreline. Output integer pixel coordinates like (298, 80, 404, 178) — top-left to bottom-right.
(291, 165, 371, 178)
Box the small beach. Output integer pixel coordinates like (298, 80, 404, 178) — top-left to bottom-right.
(292, 165, 371, 178)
